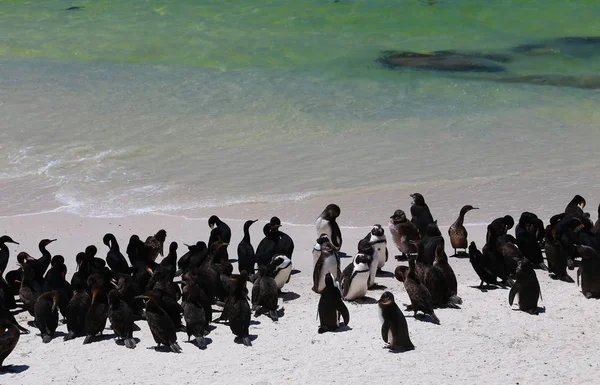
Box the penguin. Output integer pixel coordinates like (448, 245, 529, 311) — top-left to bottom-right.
(565, 194, 586, 216)
(468, 242, 503, 288)
(317, 273, 349, 333)
(140, 293, 182, 353)
(544, 226, 573, 283)
(389, 209, 420, 260)
(64, 274, 91, 341)
(403, 258, 440, 324)
(34, 290, 60, 343)
(0, 318, 20, 371)
(377, 291, 414, 352)
(312, 235, 341, 293)
(410, 193, 435, 236)
(208, 215, 232, 244)
(316, 204, 342, 252)
(312, 233, 328, 268)
(237, 219, 258, 275)
(340, 252, 371, 301)
(364, 225, 387, 287)
(226, 271, 252, 346)
(577, 245, 600, 298)
(270, 217, 295, 259)
(182, 281, 208, 349)
(269, 255, 292, 290)
(448, 205, 478, 256)
(255, 222, 280, 267)
(251, 265, 279, 321)
(509, 260, 542, 314)
(107, 290, 137, 349)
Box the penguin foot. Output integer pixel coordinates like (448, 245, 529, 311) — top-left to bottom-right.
(318, 326, 329, 334)
(42, 334, 52, 344)
(64, 331, 76, 341)
(83, 335, 93, 344)
(124, 338, 137, 349)
(193, 336, 207, 349)
(169, 342, 182, 353)
(268, 310, 279, 322)
(242, 336, 252, 347)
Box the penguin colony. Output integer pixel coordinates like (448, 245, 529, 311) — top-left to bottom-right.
(0, 194, 599, 369)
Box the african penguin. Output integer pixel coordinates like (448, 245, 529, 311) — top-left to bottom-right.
(318, 273, 349, 333)
(312, 235, 341, 293)
(509, 260, 542, 315)
(340, 253, 371, 301)
(316, 204, 342, 252)
(364, 224, 388, 283)
(378, 291, 414, 352)
(269, 254, 292, 290)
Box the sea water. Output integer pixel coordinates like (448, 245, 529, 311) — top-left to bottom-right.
(1, 0, 599, 225)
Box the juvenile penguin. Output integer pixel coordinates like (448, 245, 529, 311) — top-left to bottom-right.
(34, 290, 60, 343)
(364, 224, 388, 279)
(340, 252, 371, 301)
(389, 209, 420, 260)
(316, 204, 342, 252)
(317, 273, 349, 333)
(269, 255, 292, 290)
(410, 193, 435, 236)
(509, 260, 542, 315)
(237, 219, 258, 275)
(577, 245, 600, 298)
(208, 215, 232, 244)
(251, 265, 279, 321)
(0, 318, 20, 370)
(448, 205, 478, 255)
(312, 235, 341, 293)
(377, 291, 414, 352)
(107, 290, 137, 349)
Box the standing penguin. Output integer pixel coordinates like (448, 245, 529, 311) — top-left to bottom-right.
(364, 225, 388, 278)
(34, 290, 60, 343)
(316, 204, 342, 252)
(237, 219, 258, 275)
(577, 245, 600, 299)
(509, 260, 542, 315)
(312, 235, 341, 293)
(340, 252, 371, 301)
(448, 205, 478, 256)
(269, 255, 292, 291)
(410, 193, 435, 236)
(270, 217, 295, 259)
(317, 273, 349, 333)
(389, 209, 420, 260)
(377, 292, 414, 352)
(0, 318, 20, 370)
(208, 215, 232, 244)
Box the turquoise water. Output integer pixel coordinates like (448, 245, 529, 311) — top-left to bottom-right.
(1, 1, 600, 223)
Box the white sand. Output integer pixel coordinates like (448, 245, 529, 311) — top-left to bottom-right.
(1, 212, 599, 385)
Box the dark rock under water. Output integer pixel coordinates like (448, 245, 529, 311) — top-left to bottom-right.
(378, 51, 509, 73)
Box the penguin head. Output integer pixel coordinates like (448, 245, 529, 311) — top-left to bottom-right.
(394, 265, 408, 282)
(410, 193, 425, 206)
(377, 291, 394, 306)
(269, 217, 282, 226)
(322, 204, 341, 220)
(357, 239, 374, 255)
(370, 224, 384, 236)
(208, 215, 221, 229)
(502, 215, 515, 231)
(324, 273, 335, 288)
(390, 210, 406, 223)
(570, 195, 586, 210)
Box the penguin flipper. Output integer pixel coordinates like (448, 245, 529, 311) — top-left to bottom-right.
(338, 301, 350, 326)
(330, 221, 342, 250)
(577, 267, 581, 286)
(381, 321, 390, 343)
(508, 283, 519, 306)
(312, 256, 324, 292)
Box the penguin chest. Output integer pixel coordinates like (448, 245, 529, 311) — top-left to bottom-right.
(374, 243, 387, 269)
(344, 271, 369, 300)
(388, 329, 394, 346)
(316, 218, 331, 238)
(318, 255, 339, 291)
(274, 264, 293, 290)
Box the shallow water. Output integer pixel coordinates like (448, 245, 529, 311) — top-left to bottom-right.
(0, 1, 599, 224)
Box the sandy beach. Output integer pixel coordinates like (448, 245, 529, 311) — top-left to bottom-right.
(1, 209, 598, 385)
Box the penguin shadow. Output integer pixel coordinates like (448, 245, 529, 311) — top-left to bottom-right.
(87, 332, 116, 342)
(184, 337, 213, 348)
(234, 334, 258, 345)
(450, 252, 469, 259)
(249, 320, 261, 326)
(376, 270, 395, 278)
(330, 324, 352, 333)
(512, 307, 546, 315)
(338, 252, 351, 258)
(149, 345, 181, 353)
(369, 284, 388, 291)
(351, 296, 377, 305)
(33, 330, 68, 340)
(115, 337, 142, 347)
(229, 258, 238, 263)
(290, 269, 301, 275)
(280, 291, 300, 302)
(26, 320, 38, 327)
(470, 284, 504, 292)
(0, 365, 29, 374)
(412, 314, 440, 325)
